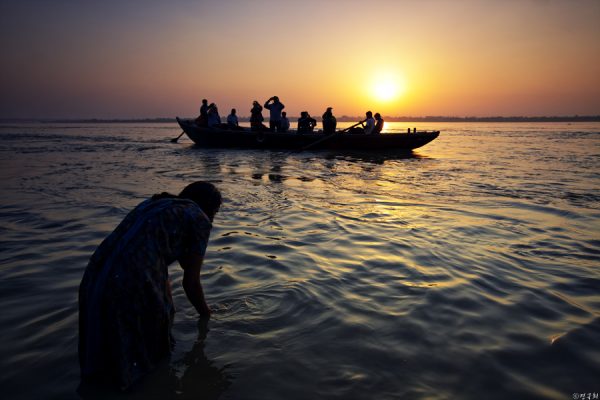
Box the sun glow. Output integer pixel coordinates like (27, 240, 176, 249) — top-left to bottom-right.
(370, 71, 406, 102)
(374, 81, 398, 101)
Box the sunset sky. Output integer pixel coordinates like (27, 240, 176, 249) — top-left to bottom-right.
(1, 0, 599, 119)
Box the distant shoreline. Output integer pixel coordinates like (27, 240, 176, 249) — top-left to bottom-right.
(1, 115, 599, 124)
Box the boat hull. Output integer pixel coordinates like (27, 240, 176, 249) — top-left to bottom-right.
(176, 118, 439, 151)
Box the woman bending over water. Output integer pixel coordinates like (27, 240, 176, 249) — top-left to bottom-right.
(78, 181, 222, 389)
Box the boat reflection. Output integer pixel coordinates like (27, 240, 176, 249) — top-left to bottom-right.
(322, 149, 430, 164)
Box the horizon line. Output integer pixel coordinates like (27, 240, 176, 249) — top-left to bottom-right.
(1, 115, 600, 123)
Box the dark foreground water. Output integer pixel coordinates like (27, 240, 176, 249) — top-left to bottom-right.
(0, 121, 599, 399)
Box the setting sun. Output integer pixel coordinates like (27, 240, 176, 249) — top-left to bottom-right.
(373, 81, 398, 101)
(369, 71, 406, 103)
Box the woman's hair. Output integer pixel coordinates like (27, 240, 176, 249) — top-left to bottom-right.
(179, 181, 222, 220)
(151, 181, 222, 221)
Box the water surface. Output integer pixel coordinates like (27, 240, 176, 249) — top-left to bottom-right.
(1, 121, 599, 399)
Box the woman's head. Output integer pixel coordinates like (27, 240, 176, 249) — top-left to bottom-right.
(179, 181, 222, 222)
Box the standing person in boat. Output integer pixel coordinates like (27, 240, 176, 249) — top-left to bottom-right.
(263, 96, 286, 132)
(322, 107, 337, 134)
(200, 99, 209, 118)
(297, 111, 317, 134)
(374, 113, 384, 134)
(250, 100, 267, 131)
(280, 111, 290, 132)
(207, 103, 222, 128)
(195, 99, 209, 127)
(226, 108, 243, 130)
(79, 181, 222, 390)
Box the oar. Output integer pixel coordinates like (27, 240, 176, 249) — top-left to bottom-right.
(339, 120, 365, 133)
(296, 120, 366, 152)
(170, 131, 185, 143)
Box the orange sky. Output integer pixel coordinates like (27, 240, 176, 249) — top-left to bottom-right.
(1, 0, 599, 119)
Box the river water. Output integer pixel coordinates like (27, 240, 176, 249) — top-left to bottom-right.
(0, 121, 599, 399)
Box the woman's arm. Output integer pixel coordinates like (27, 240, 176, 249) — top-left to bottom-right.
(179, 253, 211, 318)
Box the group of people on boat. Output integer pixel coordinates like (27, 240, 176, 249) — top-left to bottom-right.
(195, 96, 384, 134)
(195, 99, 242, 131)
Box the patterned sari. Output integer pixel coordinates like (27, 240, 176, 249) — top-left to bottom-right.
(79, 197, 211, 389)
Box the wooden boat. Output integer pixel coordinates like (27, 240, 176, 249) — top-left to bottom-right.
(176, 117, 439, 151)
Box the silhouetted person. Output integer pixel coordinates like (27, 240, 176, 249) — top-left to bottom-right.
(196, 99, 209, 127)
(364, 111, 375, 134)
(280, 111, 290, 132)
(79, 182, 222, 390)
(347, 111, 375, 134)
(200, 99, 209, 117)
(264, 96, 285, 132)
(322, 107, 337, 134)
(207, 103, 222, 128)
(250, 100, 267, 131)
(374, 113, 384, 134)
(226, 108, 243, 130)
(297, 111, 317, 133)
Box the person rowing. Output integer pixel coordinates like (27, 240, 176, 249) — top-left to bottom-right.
(347, 111, 376, 134)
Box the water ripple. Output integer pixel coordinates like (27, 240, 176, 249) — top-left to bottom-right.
(1, 122, 599, 399)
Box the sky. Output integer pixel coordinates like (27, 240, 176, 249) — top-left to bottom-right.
(1, 0, 599, 119)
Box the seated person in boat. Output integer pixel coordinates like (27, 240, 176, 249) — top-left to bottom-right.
(348, 111, 375, 134)
(322, 107, 337, 134)
(226, 108, 244, 130)
(374, 113, 384, 134)
(297, 111, 317, 134)
(280, 112, 290, 132)
(195, 99, 209, 127)
(364, 111, 376, 134)
(250, 100, 268, 131)
(207, 103, 223, 128)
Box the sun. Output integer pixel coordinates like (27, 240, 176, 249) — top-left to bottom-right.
(373, 80, 398, 101)
(370, 71, 406, 102)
